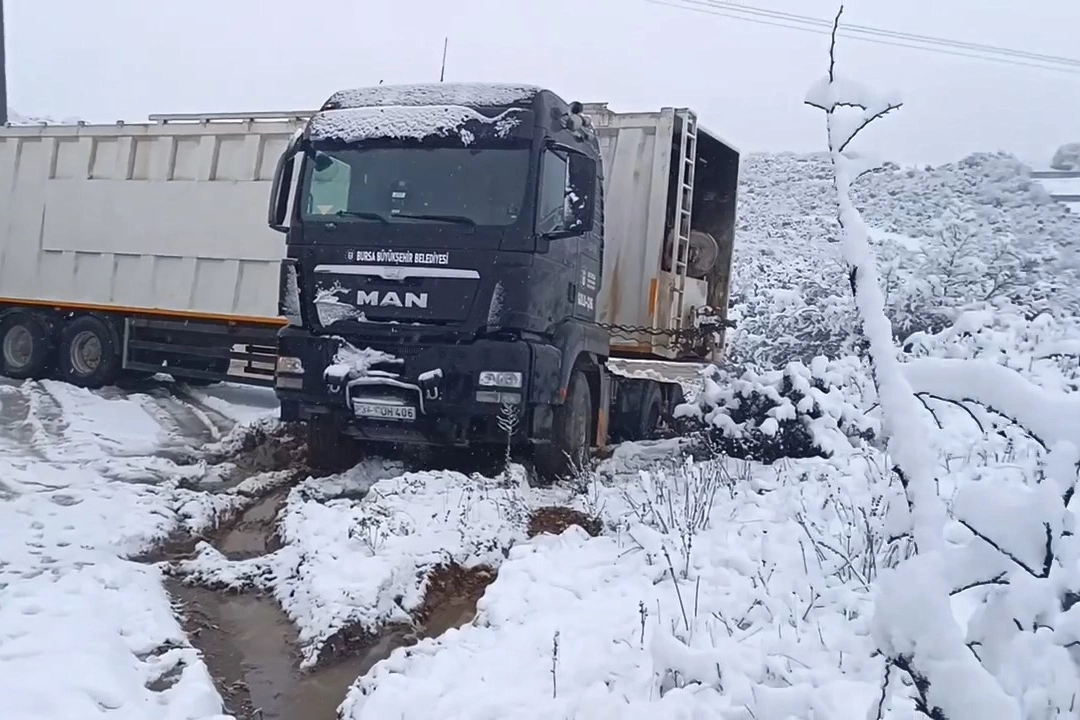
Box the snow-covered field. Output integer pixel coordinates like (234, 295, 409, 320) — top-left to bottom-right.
(0, 379, 280, 720)
(6, 108, 1080, 718)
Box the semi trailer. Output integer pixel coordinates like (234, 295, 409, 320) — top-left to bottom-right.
(0, 83, 739, 479)
(267, 84, 740, 477)
(0, 113, 306, 388)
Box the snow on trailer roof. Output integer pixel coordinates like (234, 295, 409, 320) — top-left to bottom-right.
(308, 105, 524, 144)
(322, 83, 543, 111)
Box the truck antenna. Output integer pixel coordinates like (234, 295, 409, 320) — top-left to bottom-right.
(439, 37, 448, 82)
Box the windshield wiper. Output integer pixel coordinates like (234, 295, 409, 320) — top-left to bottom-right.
(391, 212, 477, 228)
(330, 210, 390, 223)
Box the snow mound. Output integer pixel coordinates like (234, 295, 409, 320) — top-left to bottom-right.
(171, 463, 538, 667)
(675, 356, 876, 462)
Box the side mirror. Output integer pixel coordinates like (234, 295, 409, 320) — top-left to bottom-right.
(268, 131, 303, 233)
(564, 153, 596, 235)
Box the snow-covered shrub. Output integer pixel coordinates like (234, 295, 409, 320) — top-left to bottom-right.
(801, 10, 1080, 717)
(676, 356, 876, 463)
(730, 143, 1080, 367)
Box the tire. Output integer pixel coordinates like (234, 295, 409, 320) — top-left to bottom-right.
(634, 382, 664, 441)
(0, 311, 55, 380)
(57, 315, 122, 389)
(534, 369, 593, 483)
(306, 414, 360, 473)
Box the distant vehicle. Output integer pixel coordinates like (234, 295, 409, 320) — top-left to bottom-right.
(0, 113, 307, 388)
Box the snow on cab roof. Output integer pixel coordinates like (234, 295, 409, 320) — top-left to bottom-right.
(308, 105, 523, 144)
(322, 83, 543, 111)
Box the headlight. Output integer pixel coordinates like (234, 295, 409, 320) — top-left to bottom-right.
(478, 371, 523, 388)
(276, 356, 304, 374)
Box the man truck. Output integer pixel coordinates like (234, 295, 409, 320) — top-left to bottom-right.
(0, 83, 738, 478)
(266, 84, 739, 477)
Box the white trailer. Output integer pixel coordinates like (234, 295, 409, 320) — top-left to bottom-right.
(0, 112, 306, 387)
(584, 103, 738, 363)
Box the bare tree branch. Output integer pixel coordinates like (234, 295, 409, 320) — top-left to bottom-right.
(956, 518, 1049, 579)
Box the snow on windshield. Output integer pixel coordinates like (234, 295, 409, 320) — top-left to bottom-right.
(308, 105, 523, 145)
(324, 83, 541, 110)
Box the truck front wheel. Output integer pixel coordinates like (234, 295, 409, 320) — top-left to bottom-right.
(306, 414, 360, 473)
(534, 369, 592, 483)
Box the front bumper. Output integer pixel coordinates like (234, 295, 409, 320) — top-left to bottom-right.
(274, 329, 560, 447)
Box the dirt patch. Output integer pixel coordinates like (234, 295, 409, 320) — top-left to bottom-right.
(527, 505, 603, 538)
(416, 563, 497, 637)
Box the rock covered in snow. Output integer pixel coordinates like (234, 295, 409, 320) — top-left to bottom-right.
(1051, 142, 1080, 171)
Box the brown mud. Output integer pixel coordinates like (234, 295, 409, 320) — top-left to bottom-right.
(527, 505, 603, 538)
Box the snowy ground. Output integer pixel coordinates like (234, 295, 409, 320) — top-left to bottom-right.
(0, 378, 279, 720)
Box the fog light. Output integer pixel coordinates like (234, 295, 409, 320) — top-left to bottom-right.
(478, 371, 522, 388)
(476, 390, 522, 405)
(276, 375, 304, 390)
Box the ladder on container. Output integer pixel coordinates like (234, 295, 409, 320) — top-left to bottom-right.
(667, 109, 698, 332)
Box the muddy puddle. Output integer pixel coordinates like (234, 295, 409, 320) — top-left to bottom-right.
(170, 583, 375, 720)
(216, 491, 286, 560)
(166, 489, 495, 720)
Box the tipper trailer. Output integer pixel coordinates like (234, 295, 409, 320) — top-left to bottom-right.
(268, 84, 740, 477)
(0, 113, 307, 388)
(0, 83, 739, 479)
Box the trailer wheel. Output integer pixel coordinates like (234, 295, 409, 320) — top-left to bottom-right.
(0, 311, 54, 380)
(306, 414, 360, 473)
(635, 382, 664, 441)
(57, 315, 121, 389)
(535, 369, 592, 483)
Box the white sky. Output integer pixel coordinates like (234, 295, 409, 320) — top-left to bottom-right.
(7, 0, 1080, 166)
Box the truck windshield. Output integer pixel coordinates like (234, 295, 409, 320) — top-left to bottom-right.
(301, 147, 530, 228)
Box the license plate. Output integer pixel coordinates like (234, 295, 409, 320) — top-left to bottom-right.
(353, 402, 416, 421)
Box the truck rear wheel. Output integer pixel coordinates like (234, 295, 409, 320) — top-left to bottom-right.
(0, 311, 54, 380)
(534, 369, 592, 483)
(306, 414, 360, 473)
(57, 315, 121, 389)
(636, 382, 664, 441)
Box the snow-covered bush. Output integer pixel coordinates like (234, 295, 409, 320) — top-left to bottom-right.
(730, 138, 1080, 367)
(676, 356, 876, 463)
(797, 9, 1080, 717)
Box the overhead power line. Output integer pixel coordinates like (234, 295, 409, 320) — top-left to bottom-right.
(648, 0, 1080, 75)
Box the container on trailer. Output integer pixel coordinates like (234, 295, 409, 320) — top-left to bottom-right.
(583, 103, 740, 362)
(0, 113, 306, 321)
